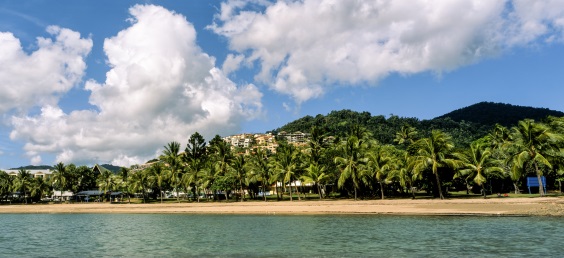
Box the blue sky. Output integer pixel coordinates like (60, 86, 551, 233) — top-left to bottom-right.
(1, 0, 563, 169)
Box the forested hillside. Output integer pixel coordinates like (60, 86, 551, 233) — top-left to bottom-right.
(271, 102, 564, 148)
(436, 102, 564, 127)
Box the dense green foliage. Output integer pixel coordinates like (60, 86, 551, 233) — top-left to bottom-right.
(270, 102, 563, 148)
(436, 101, 564, 127)
(2, 103, 563, 203)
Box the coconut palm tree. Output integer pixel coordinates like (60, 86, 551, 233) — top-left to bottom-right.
(394, 125, 418, 146)
(334, 135, 369, 200)
(14, 169, 32, 204)
(509, 119, 564, 196)
(161, 141, 183, 202)
(128, 170, 150, 203)
(231, 155, 250, 201)
(50, 162, 68, 202)
(97, 169, 115, 202)
(455, 142, 504, 198)
(389, 151, 419, 199)
(274, 144, 302, 201)
(413, 130, 460, 200)
(0, 170, 13, 202)
(118, 167, 131, 203)
(249, 148, 272, 201)
(30, 176, 50, 202)
(148, 162, 168, 203)
(366, 145, 394, 200)
(301, 163, 331, 199)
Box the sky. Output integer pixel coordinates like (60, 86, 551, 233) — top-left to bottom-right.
(1, 0, 564, 169)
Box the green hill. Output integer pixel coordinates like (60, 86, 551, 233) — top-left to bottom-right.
(9, 165, 54, 170)
(435, 102, 564, 127)
(271, 102, 564, 148)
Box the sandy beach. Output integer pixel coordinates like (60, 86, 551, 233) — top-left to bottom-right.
(1, 197, 563, 216)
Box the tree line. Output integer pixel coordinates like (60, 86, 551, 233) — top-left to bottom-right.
(2, 117, 564, 204)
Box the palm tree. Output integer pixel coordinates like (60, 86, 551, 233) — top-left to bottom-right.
(301, 163, 331, 199)
(274, 144, 302, 201)
(249, 148, 272, 201)
(50, 162, 68, 202)
(128, 170, 150, 203)
(14, 169, 32, 204)
(210, 140, 234, 200)
(334, 135, 368, 200)
(161, 141, 183, 202)
(366, 145, 394, 200)
(389, 151, 419, 199)
(0, 170, 13, 202)
(455, 142, 504, 198)
(231, 155, 249, 202)
(97, 169, 115, 202)
(118, 167, 131, 203)
(183, 157, 208, 202)
(30, 177, 50, 202)
(148, 162, 168, 203)
(394, 125, 418, 146)
(509, 119, 563, 196)
(413, 130, 460, 200)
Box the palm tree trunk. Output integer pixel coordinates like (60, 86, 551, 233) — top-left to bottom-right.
(410, 186, 416, 200)
(534, 162, 545, 196)
(435, 172, 444, 200)
(354, 187, 357, 201)
(289, 182, 293, 201)
(240, 180, 244, 202)
(513, 182, 520, 194)
(262, 182, 267, 202)
(295, 181, 301, 201)
(379, 181, 385, 200)
(317, 185, 322, 199)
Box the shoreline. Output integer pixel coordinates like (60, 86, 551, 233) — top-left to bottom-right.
(1, 197, 563, 216)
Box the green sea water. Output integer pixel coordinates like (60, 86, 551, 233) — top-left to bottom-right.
(0, 214, 562, 257)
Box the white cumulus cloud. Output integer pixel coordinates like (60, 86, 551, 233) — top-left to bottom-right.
(210, 0, 564, 103)
(0, 26, 92, 113)
(10, 5, 263, 167)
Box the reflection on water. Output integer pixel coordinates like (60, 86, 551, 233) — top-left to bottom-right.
(0, 214, 562, 257)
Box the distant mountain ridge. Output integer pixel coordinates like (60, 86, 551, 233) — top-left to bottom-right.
(435, 102, 564, 127)
(8, 165, 54, 170)
(272, 101, 564, 148)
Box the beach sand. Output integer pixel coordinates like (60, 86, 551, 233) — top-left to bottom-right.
(1, 197, 564, 216)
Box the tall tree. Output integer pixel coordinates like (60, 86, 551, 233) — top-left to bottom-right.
(509, 119, 563, 196)
(0, 170, 13, 202)
(366, 145, 394, 200)
(455, 142, 504, 198)
(413, 130, 460, 200)
(231, 155, 250, 202)
(50, 162, 68, 202)
(274, 144, 302, 201)
(14, 169, 33, 204)
(30, 177, 50, 202)
(161, 141, 183, 202)
(334, 135, 368, 200)
(148, 162, 168, 203)
(389, 151, 419, 199)
(301, 163, 330, 199)
(97, 169, 116, 202)
(249, 148, 272, 201)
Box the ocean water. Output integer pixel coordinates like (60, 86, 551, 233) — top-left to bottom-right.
(0, 214, 562, 257)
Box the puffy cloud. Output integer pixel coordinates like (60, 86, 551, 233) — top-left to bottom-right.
(10, 5, 262, 167)
(210, 0, 564, 103)
(0, 26, 92, 113)
(222, 53, 245, 75)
